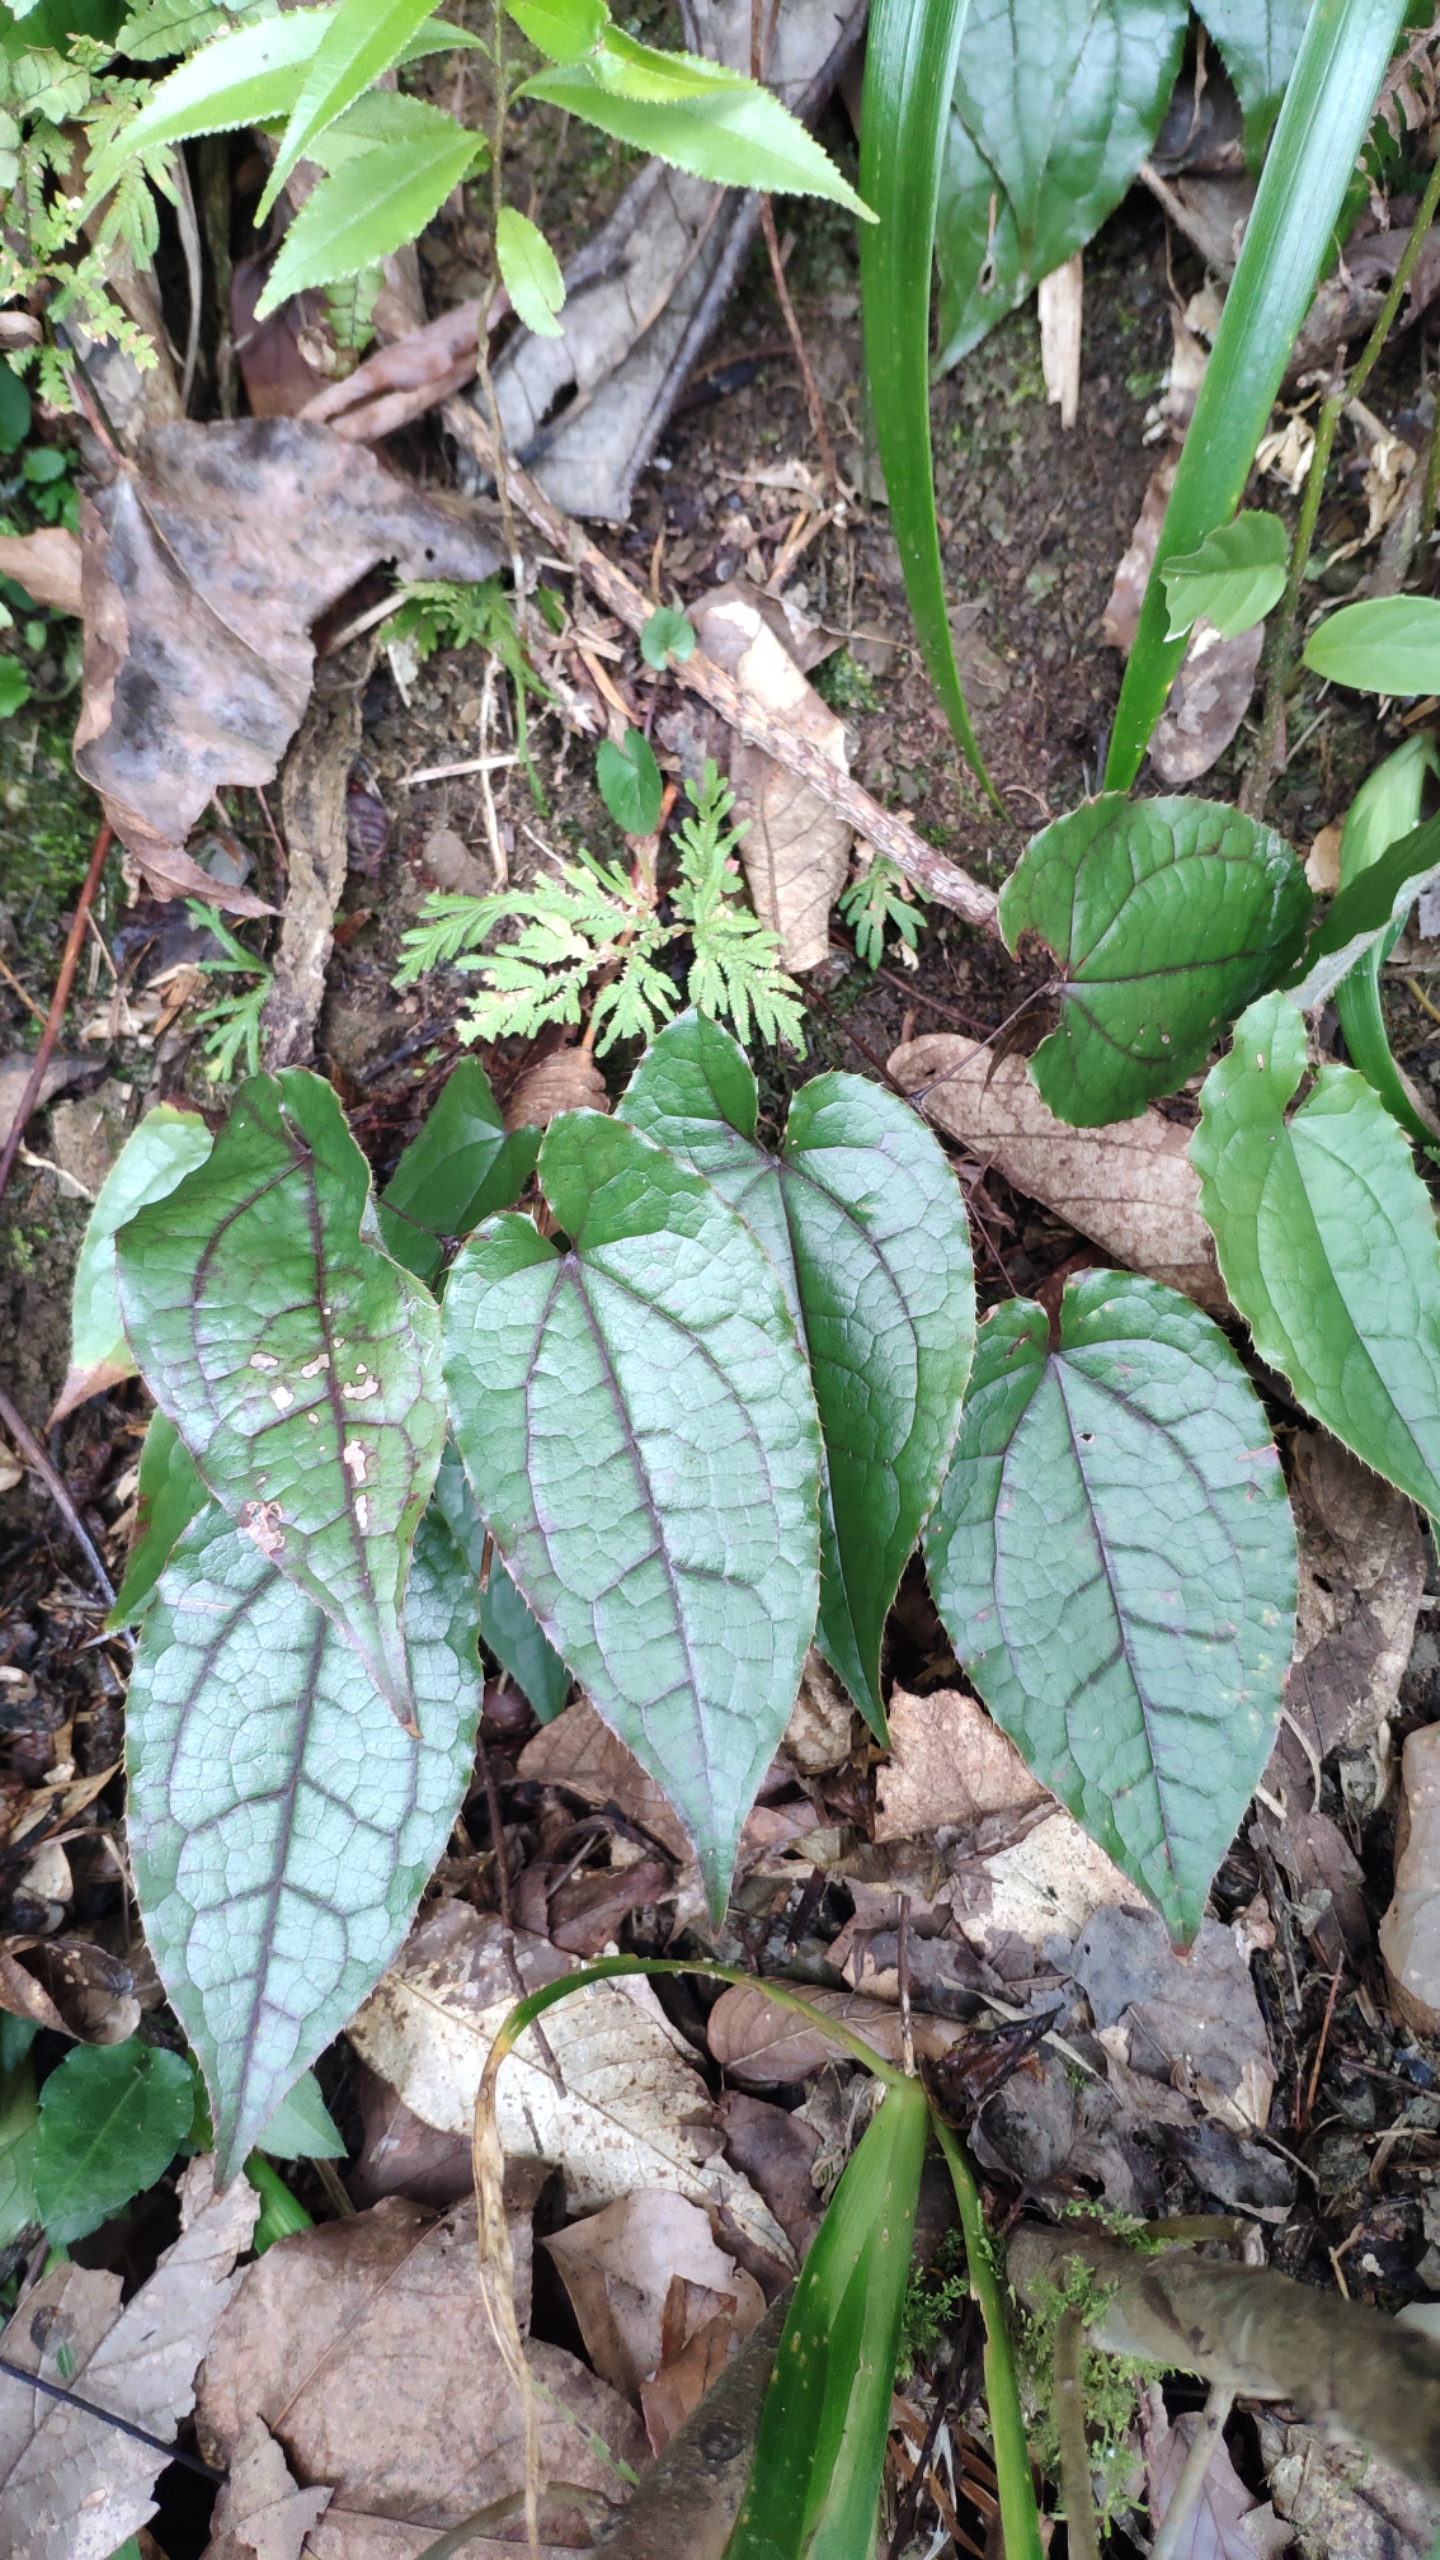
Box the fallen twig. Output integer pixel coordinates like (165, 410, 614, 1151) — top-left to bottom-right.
(0, 818, 112, 1213)
(0, 1383, 115, 1610)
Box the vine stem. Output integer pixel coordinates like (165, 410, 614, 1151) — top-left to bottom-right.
(0, 817, 112, 1212)
(932, 2118, 1045, 2560)
(1244, 145, 1440, 819)
(1053, 2306, 1100, 2560)
(1151, 2385, 1235, 2560)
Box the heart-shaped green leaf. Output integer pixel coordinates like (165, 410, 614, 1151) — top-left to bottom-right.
(32, 2040, 196, 2246)
(54, 1105, 214, 1426)
(432, 1444, 570, 1722)
(640, 605, 696, 670)
(115, 1069, 446, 1727)
(596, 728, 663, 836)
(106, 1410, 208, 1630)
(925, 1271, 1295, 1941)
(1193, 990, 1440, 1517)
(1001, 793, 1311, 1125)
(442, 1108, 822, 1917)
(127, 1502, 480, 2180)
(620, 1013, 974, 1736)
(378, 1059, 540, 1285)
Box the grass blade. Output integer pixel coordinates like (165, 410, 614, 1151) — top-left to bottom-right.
(859, 0, 997, 804)
(1104, 0, 1410, 789)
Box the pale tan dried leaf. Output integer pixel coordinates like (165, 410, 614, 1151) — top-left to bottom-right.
(503, 1046, 610, 1131)
(0, 2156, 258, 2560)
(1380, 1724, 1440, 2037)
(949, 1809, 1150, 1957)
(346, 1901, 792, 2260)
(704, 1980, 967, 2086)
(1288, 1427, 1425, 1765)
(1038, 252, 1082, 431)
(517, 1693, 690, 1860)
(198, 2197, 643, 2554)
(1307, 821, 1344, 893)
(640, 2301, 751, 2457)
(201, 2417, 331, 2560)
(0, 527, 83, 619)
(0, 1051, 91, 1153)
(888, 1033, 1225, 1311)
(1150, 618, 1264, 788)
(874, 1684, 1048, 1844)
(74, 420, 502, 907)
(690, 585, 850, 971)
(542, 2190, 753, 2401)
(1103, 457, 1176, 655)
(783, 1647, 854, 1776)
(0, 1934, 140, 2042)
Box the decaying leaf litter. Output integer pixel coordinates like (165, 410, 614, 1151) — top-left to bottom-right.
(7, 3, 1440, 2557)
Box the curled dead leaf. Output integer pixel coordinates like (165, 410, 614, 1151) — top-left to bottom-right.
(0, 527, 83, 619)
(704, 1980, 967, 2085)
(874, 1684, 1048, 1844)
(0, 1934, 140, 2043)
(503, 1045, 610, 1130)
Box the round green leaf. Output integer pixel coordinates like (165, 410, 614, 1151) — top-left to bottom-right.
(442, 1110, 822, 1918)
(115, 1069, 447, 1727)
(1161, 509, 1289, 641)
(33, 2041, 195, 2245)
(596, 727, 663, 835)
(620, 1012, 975, 1737)
(925, 1271, 1296, 1942)
(58, 1104, 214, 1420)
(496, 204, 566, 338)
(1192, 990, 1440, 1518)
(641, 605, 696, 670)
(1000, 792, 1312, 1125)
(1302, 595, 1440, 697)
(127, 1502, 480, 2180)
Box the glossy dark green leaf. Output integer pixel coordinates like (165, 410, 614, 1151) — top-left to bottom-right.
(443, 1109, 821, 1917)
(127, 1502, 480, 2180)
(1302, 595, 1440, 697)
(57, 1104, 213, 1422)
(1107, 0, 1410, 787)
(1193, 990, 1440, 1519)
(116, 1070, 446, 1726)
(1331, 738, 1440, 1146)
(925, 1272, 1295, 1942)
(596, 727, 663, 836)
(859, 0, 994, 791)
(377, 1059, 540, 1285)
(1195, 0, 1309, 149)
(1161, 510, 1289, 642)
(935, 0, 1187, 369)
(432, 1443, 570, 1722)
(1000, 793, 1311, 1125)
(105, 1409, 208, 1630)
(32, 2040, 195, 2246)
(1287, 809, 1440, 1013)
(620, 1013, 974, 1737)
(728, 2073, 928, 2560)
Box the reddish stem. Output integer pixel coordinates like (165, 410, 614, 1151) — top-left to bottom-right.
(0, 818, 113, 1213)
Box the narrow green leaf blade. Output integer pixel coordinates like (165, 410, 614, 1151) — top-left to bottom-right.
(1000, 793, 1311, 1125)
(106, 1409, 208, 1630)
(432, 1443, 571, 1722)
(1161, 510, 1289, 642)
(257, 123, 481, 314)
(33, 2041, 195, 2246)
(1302, 595, 1440, 696)
(442, 1110, 822, 1916)
(496, 204, 566, 338)
(936, 0, 1187, 369)
(127, 1502, 480, 2181)
(520, 51, 871, 215)
(925, 1272, 1296, 1942)
(261, 0, 439, 217)
(620, 1013, 974, 1739)
(377, 1059, 539, 1285)
(1106, 0, 1410, 787)
(115, 1069, 447, 1726)
(728, 2074, 928, 2560)
(505, 0, 608, 59)
(1193, 990, 1440, 1518)
(1331, 736, 1440, 1145)
(57, 1104, 213, 1421)
(859, 0, 994, 793)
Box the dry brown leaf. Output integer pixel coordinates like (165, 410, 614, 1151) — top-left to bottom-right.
(542, 2189, 760, 2403)
(260, 652, 365, 1068)
(546, 1852, 675, 1956)
(874, 1684, 1048, 1843)
(639, 2304, 743, 2457)
(1038, 251, 1083, 432)
(888, 1033, 1225, 1311)
(517, 1692, 690, 1859)
(347, 2060, 474, 2212)
(1148, 2401, 1294, 2560)
(1380, 1724, 1440, 2037)
(784, 1647, 855, 1775)
(704, 1979, 967, 2085)
(503, 1045, 610, 1130)
(346, 1900, 791, 2260)
(1258, 2415, 1440, 2560)
(0, 1934, 140, 2042)
(1074, 1904, 1274, 2131)
(201, 2416, 332, 2560)
(1287, 1428, 1425, 1766)
(73, 420, 501, 910)
(1307, 821, 1344, 893)
(715, 2091, 823, 2259)
(690, 585, 851, 971)
(198, 2196, 643, 2557)
(0, 1052, 91, 1153)
(1103, 457, 1178, 654)
(948, 1807, 1150, 1957)
(1150, 618, 1265, 787)
(0, 2155, 258, 2560)
(0, 526, 83, 618)
(302, 298, 487, 446)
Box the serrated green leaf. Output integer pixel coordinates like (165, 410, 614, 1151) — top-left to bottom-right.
(96, 5, 331, 164)
(57, 1105, 213, 1423)
(127, 1502, 480, 2180)
(1331, 737, 1440, 1146)
(728, 2073, 928, 2560)
(620, 1013, 974, 1739)
(1286, 810, 1440, 1013)
(260, 0, 438, 215)
(255, 2068, 345, 2158)
(432, 1444, 570, 1721)
(1193, 990, 1440, 1519)
(1302, 594, 1440, 697)
(1106, 0, 1410, 786)
(596, 727, 662, 835)
(641, 605, 695, 670)
(116, 0, 265, 64)
(305, 84, 468, 162)
(33, 2040, 195, 2246)
(1195, 0, 1310, 149)
(115, 1069, 446, 1727)
(925, 1272, 1295, 1941)
(519, 45, 872, 214)
(378, 1060, 539, 1285)
(496, 204, 565, 338)
(1162, 510, 1289, 642)
(1000, 792, 1311, 1126)
(935, 0, 1187, 369)
(257, 120, 481, 313)
(506, 0, 606, 56)
(106, 1409, 208, 1629)
(442, 1109, 821, 1917)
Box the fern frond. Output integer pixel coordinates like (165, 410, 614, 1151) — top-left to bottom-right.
(836, 851, 928, 970)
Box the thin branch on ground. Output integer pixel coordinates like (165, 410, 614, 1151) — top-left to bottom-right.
(1151, 2385, 1234, 2560)
(0, 1383, 115, 1609)
(761, 199, 841, 492)
(0, 817, 112, 1214)
(1053, 2306, 1101, 2560)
